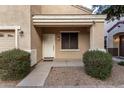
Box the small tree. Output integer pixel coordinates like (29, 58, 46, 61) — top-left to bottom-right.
(93, 5, 124, 21)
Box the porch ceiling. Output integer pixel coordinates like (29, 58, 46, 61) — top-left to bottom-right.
(32, 14, 106, 26)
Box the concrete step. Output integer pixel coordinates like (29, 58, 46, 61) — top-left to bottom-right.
(43, 57, 54, 61)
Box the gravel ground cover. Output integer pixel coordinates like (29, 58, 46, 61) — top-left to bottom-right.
(44, 63, 124, 88)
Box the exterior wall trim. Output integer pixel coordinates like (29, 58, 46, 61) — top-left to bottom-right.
(60, 49, 80, 52)
(0, 26, 21, 49)
(0, 26, 20, 30)
(33, 23, 93, 26)
(107, 21, 124, 33)
(33, 15, 105, 26)
(33, 20, 104, 23)
(32, 15, 106, 20)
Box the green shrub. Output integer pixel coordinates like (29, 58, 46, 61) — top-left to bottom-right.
(118, 61, 124, 66)
(83, 50, 113, 80)
(0, 49, 31, 80)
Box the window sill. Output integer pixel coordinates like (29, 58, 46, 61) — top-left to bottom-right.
(60, 49, 80, 52)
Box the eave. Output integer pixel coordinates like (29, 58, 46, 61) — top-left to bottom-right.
(32, 14, 106, 26)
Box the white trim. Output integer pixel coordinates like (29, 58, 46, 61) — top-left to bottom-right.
(60, 49, 80, 52)
(33, 22, 93, 26)
(32, 15, 105, 25)
(0, 26, 20, 30)
(33, 20, 104, 23)
(15, 29, 18, 49)
(0, 26, 21, 49)
(33, 15, 106, 20)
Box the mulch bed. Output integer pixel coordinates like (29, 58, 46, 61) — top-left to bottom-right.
(44, 63, 124, 88)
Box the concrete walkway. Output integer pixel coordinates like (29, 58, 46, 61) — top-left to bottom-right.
(17, 61, 83, 87)
(113, 57, 124, 63)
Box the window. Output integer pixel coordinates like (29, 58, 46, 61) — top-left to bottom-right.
(61, 32, 78, 49)
(8, 34, 14, 37)
(0, 33, 4, 37)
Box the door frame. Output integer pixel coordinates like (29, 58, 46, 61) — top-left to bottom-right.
(42, 34, 55, 59)
(119, 35, 124, 57)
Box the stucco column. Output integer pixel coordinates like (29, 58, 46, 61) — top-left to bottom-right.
(15, 29, 18, 49)
(15, 26, 21, 49)
(90, 22, 104, 49)
(90, 24, 95, 49)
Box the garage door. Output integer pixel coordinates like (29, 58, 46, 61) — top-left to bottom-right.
(0, 30, 15, 53)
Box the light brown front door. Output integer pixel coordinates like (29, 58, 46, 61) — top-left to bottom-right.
(120, 35, 124, 57)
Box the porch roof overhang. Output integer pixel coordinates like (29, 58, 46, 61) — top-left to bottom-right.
(113, 32, 124, 38)
(32, 14, 106, 26)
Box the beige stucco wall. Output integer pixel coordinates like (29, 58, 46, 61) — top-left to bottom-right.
(31, 26, 43, 61)
(0, 5, 31, 50)
(31, 5, 91, 14)
(42, 27, 90, 59)
(31, 6, 43, 61)
(90, 23, 104, 49)
(31, 5, 42, 15)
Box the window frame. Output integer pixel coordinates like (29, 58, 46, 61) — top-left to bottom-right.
(60, 31, 80, 51)
(8, 34, 15, 37)
(0, 33, 4, 37)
